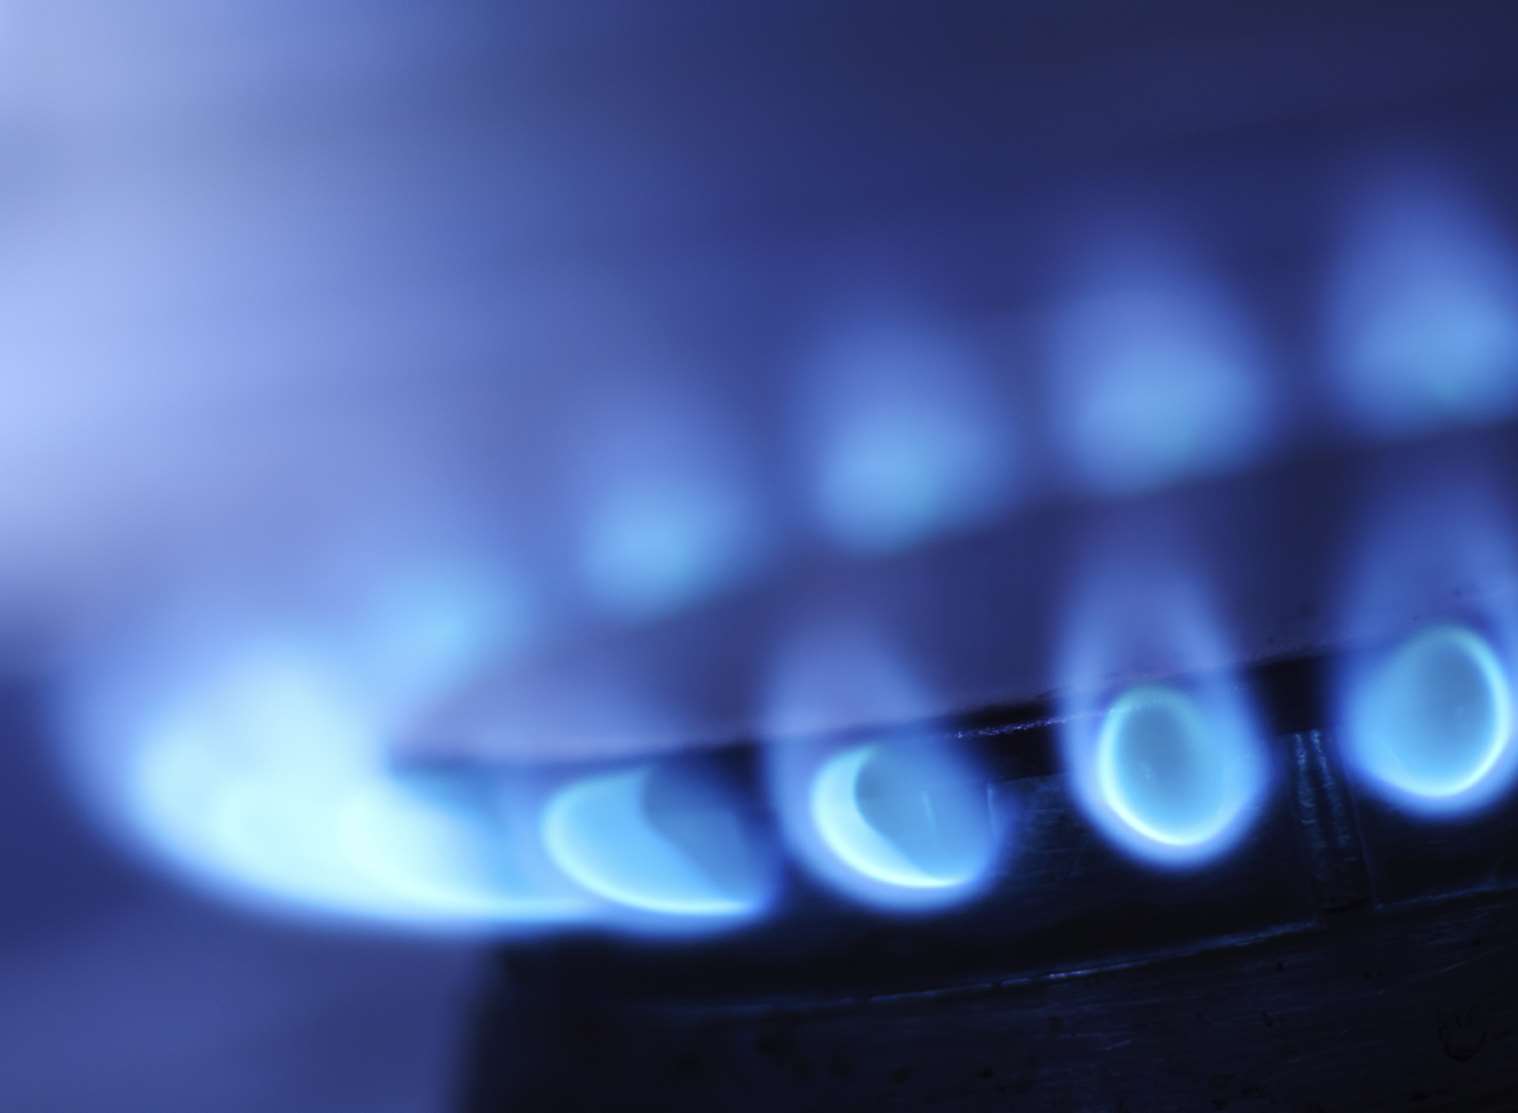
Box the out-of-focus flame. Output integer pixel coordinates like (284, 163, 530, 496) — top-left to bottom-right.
(1328, 165, 1518, 437)
(573, 376, 769, 622)
(1047, 227, 1273, 495)
(56, 562, 591, 933)
(580, 483, 762, 621)
(795, 312, 1017, 553)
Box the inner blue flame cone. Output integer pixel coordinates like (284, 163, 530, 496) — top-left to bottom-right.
(807, 740, 996, 907)
(1098, 686, 1232, 847)
(1347, 624, 1513, 808)
(1084, 684, 1264, 864)
(542, 763, 774, 925)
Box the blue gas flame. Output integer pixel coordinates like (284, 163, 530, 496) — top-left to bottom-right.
(1047, 227, 1273, 494)
(806, 740, 996, 903)
(1328, 165, 1518, 437)
(573, 376, 768, 621)
(1095, 685, 1250, 850)
(1058, 532, 1270, 866)
(1344, 624, 1513, 808)
(1333, 477, 1518, 816)
(540, 763, 775, 926)
(797, 313, 1016, 553)
(580, 479, 764, 621)
(58, 565, 590, 933)
(765, 622, 1000, 910)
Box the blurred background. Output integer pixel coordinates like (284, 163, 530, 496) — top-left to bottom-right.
(6, 1, 1518, 1109)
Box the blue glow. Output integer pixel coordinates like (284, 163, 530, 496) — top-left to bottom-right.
(346, 557, 533, 710)
(1344, 624, 1515, 811)
(1333, 477, 1518, 816)
(1058, 537, 1270, 866)
(116, 645, 588, 931)
(1329, 169, 1518, 437)
(1048, 232, 1272, 494)
(581, 481, 761, 620)
(801, 315, 1015, 553)
(571, 373, 769, 621)
(338, 775, 589, 925)
(762, 619, 940, 740)
(541, 764, 773, 924)
(105, 647, 587, 930)
(806, 741, 996, 906)
(58, 570, 595, 933)
(817, 410, 1005, 552)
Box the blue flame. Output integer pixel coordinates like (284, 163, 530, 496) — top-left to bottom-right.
(57, 565, 591, 933)
(762, 618, 940, 740)
(1332, 474, 1518, 816)
(799, 315, 1015, 553)
(344, 555, 533, 708)
(1096, 685, 1249, 849)
(765, 622, 999, 909)
(581, 480, 762, 620)
(805, 740, 996, 906)
(572, 375, 768, 621)
(541, 764, 774, 925)
(1048, 230, 1272, 494)
(1328, 167, 1518, 437)
(338, 775, 589, 926)
(1058, 535, 1270, 866)
(1344, 624, 1513, 809)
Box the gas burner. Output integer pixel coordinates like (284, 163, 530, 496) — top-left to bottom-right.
(23, 5, 1518, 1108)
(457, 639, 1518, 1111)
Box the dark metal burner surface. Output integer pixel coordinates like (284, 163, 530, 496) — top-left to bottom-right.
(459, 645, 1518, 1111)
(468, 890, 1518, 1113)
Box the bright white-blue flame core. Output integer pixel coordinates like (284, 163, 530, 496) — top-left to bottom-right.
(1343, 624, 1515, 813)
(541, 764, 774, 926)
(66, 641, 588, 932)
(57, 562, 592, 934)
